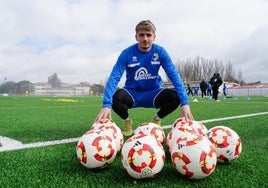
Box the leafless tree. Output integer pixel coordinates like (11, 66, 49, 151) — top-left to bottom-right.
(174, 56, 242, 83)
(224, 61, 236, 82)
(237, 68, 244, 85)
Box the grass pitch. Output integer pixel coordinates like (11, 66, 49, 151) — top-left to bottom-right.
(0, 96, 267, 187)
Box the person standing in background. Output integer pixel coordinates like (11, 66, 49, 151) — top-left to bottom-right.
(193, 86, 199, 96)
(207, 82, 212, 97)
(223, 83, 227, 97)
(209, 73, 223, 101)
(200, 79, 207, 98)
(187, 84, 193, 96)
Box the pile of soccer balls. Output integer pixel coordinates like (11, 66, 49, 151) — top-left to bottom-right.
(167, 118, 242, 179)
(76, 118, 242, 180)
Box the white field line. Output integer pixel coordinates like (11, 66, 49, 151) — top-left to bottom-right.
(162, 111, 268, 129)
(0, 137, 79, 152)
(0, 111, 267, 152)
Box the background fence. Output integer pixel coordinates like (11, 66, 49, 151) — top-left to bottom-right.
(228, 87, 268, 97)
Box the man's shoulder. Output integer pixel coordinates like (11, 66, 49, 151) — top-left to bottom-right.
(152, 43, 165, 51)
(120, 44, 138, 57)
(124, 43, 138, 51)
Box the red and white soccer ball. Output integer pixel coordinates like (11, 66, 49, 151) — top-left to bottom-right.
(121, 133, 166, 179)
(171, 117, 189, 129)
(172, 118, 208, 136)
(134, 122, 166, 144)
(207, 125, 242, 163)
(171, 133, 217, 179)
(166, 124, 196, 152)
(190, 121, 208, 136)
(166, 119, 197, 152)
(91, 119, 124, 152)
(76, 129, 117, 169)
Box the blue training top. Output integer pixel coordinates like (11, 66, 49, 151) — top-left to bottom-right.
(102, 43, 188, 108)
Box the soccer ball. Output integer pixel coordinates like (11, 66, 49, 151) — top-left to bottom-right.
(172, 117, 208, 136)
(134, 122, 165, 144)
(166, 120, 197, 152)
(171, 133, 217, 179)
(91, 119, 124, 152)
(121, 133, 165, 179)
(207, 125, 242, 163)
(76, 129, 117, 169)
(190, 121, 208, 136)
(171, 117, 188, 129)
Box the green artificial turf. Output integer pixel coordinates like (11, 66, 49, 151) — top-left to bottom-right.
(0, 96, 267, 187)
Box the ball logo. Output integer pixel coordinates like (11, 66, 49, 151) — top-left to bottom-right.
(127, 143, 157, 173)
(92, 135, 116, 162)
(134, 67, 156, 81)
(208, 127, 232, 148)
(141, 168, 153, 176)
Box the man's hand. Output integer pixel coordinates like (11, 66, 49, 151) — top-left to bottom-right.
(181, 105, 194, 122)
(94, 108, 112, 123)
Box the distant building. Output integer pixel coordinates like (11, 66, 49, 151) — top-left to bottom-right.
(33, 82, 91, 96)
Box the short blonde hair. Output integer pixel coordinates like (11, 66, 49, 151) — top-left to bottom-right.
(135, 20, 156, 33)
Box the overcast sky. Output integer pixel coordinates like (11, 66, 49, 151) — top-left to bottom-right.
(0, 0, 267, 85)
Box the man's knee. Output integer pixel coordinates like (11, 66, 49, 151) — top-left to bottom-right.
(166, 89, 179, 101)
(155, 89, 180, 107)
(112, 89, 133, 108)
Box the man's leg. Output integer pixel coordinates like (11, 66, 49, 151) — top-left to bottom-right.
(153, 89, 180, 124)
(215, 89, 219, 100)
(112, 89, 134, 136)
(112, 89, 133, 119)
(212, 89, 216, 100)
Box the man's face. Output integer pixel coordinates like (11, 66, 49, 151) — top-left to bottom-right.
(135, 29, 156, 52)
